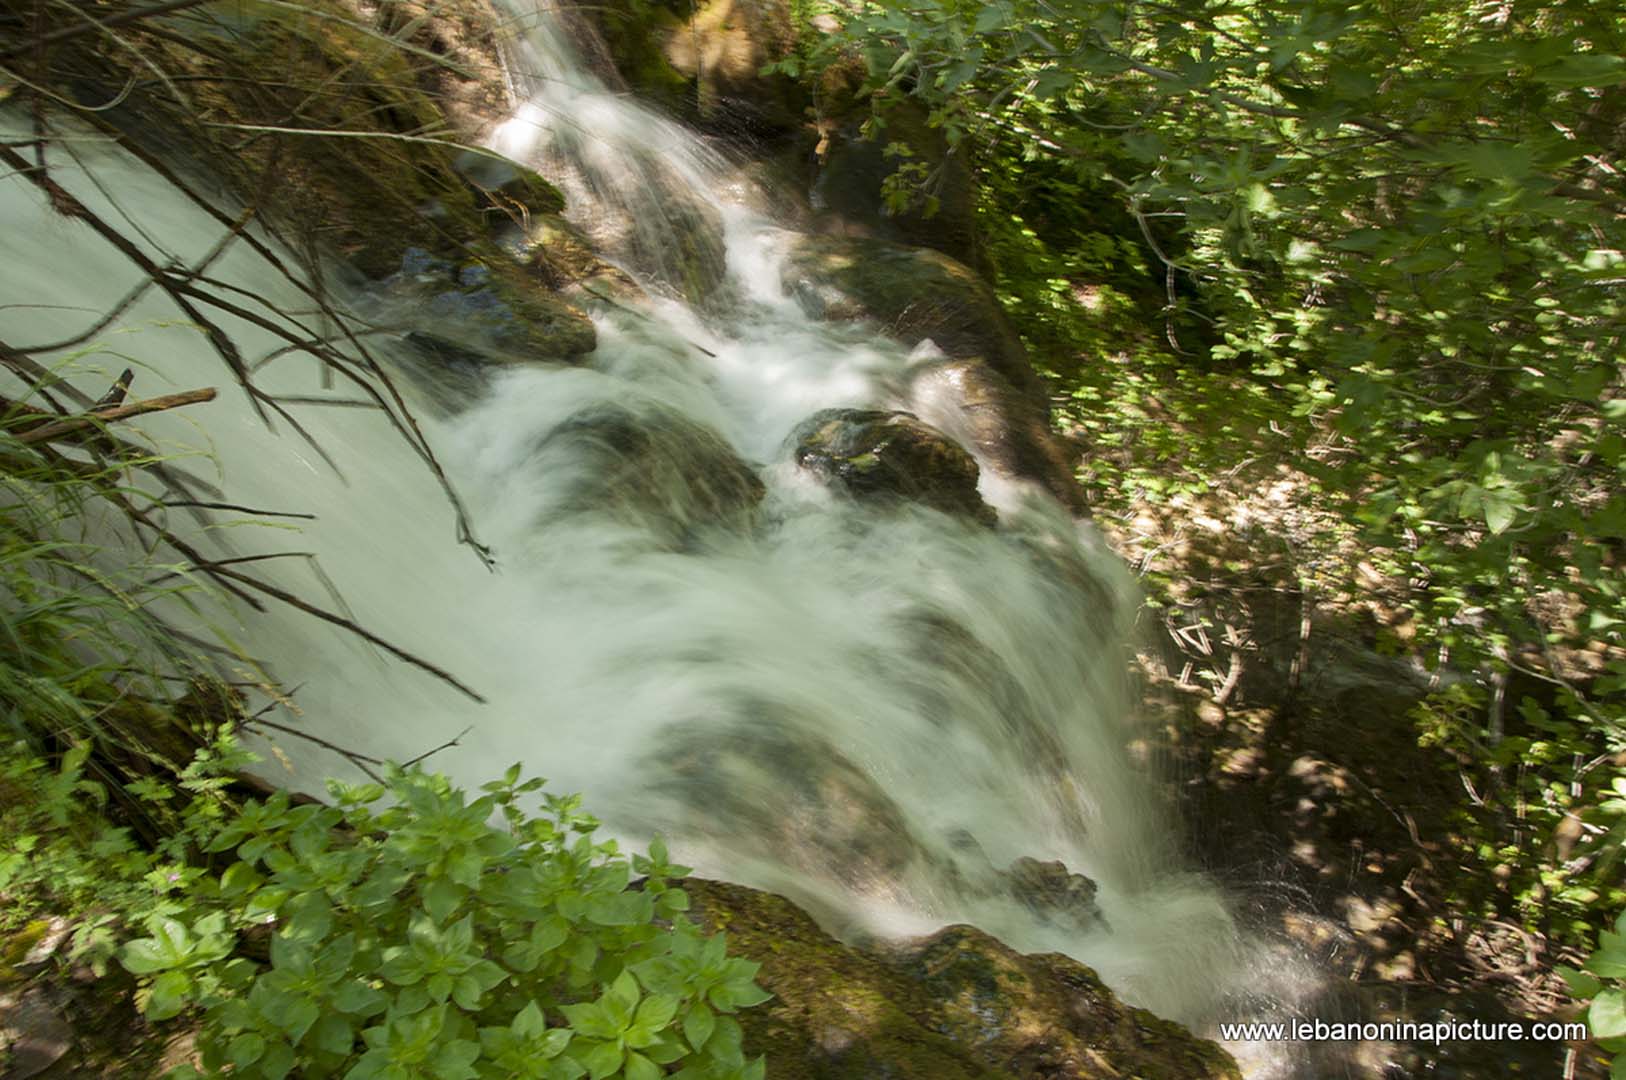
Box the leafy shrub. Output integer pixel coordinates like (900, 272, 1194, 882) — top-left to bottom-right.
(112, 763, 770, 1080)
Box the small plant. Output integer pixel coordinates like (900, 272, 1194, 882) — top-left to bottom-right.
(1559, 900, 1626, 1077)
(115, 764, 770, 1080)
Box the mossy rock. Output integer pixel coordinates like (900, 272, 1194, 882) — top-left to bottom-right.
(78, 0, 549, 279)
(782, 235, 1043, 403)
(791, 408, 995, 523)
(590, 0, 808, 135)
(381, 249, 597, 362)
(198, 1, 493, 277)
(681, 879, 1242, 1080)
(813, 98, 980, 268)
(453, 151, 566, 225)
(529, 400, 764, 547)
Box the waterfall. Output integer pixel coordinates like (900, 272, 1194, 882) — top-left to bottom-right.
(0, 6, 1320, 1074)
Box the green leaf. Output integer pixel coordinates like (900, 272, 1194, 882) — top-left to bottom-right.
(1032, 68, 1073, 100)
(1587, 948, 1626, 980)
(310, 1013, 355, 1056)
(227, 1032, 266, 1068)
(120, 938, 173, 976)
(145, 970, 193, 1020)
(424, 878, 464, 924)
(1532, 53, 1626, 88)
(560, 1002, 620, 1041)
(624, 1051, 659, 1080)
(1483, 490, 1517, 535)
(1592, 989, 1626, 1039)
(973, 4, 1007, 34)
(1559, 964, 1605, 998)
(683, 1004, 715, 1052)
(581, 1040, 624, 1080)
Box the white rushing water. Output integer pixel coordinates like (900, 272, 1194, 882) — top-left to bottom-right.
(0, 5, 1321, 1072)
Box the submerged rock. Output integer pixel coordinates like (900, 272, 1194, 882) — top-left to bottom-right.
(1004, 856, 1104, 933)
(791, 409, 995, 523)
(657, 721, 922, 889)
(532, 401, 764, 546)
(782, 235, 1042, 402)
(682, 878, 1242, 1080)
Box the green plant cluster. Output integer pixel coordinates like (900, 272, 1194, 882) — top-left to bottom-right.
(2, 741, 771, 1080)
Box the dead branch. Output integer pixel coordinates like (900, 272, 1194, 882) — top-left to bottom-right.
(15, 387, 217, 444)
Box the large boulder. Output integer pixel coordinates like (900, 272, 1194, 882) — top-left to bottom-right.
(811, 99, 981, 269)
(781, 235, 1042, 403)
(907, 358, 1084, 513)
(682, 878, 1242, 1080)
(791, 409, 995, 523)
(584, 0, 808, 135)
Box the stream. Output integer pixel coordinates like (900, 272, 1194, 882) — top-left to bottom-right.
(0, 3, 1326, 1074)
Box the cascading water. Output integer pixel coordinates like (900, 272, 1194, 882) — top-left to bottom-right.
(0, 4, 1325, 1075)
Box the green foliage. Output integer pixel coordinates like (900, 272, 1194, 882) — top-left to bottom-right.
(102, 763, 771, 1080)
(1560, 907, 1626, 1075)
(1, 733, 771, 1080)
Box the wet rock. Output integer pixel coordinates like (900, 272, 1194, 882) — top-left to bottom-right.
(661, 0, 807, 134)
(452, 151, 566, 224)
(518, 215, 643, 301)
(0, 988, 72, 1079)
(791, 408, 995, 523)
(812, 99, 981, 268)
(908, 358, 1084, 512)
(681, 878, 1242, 1080)
(782, 235, 1043, 403)
(381, 248, 597, 363)
(658, 722, 921, 889)
(1004, 856, 1103, 933)
(533, 401, 764, 546)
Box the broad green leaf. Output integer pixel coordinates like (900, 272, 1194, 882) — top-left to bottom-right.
(1592, 989, 1626, 1039)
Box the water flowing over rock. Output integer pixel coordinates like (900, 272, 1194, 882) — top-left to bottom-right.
(791, 408, 995, 523)
(1004, 856, 1105, 933)
(781, 234, 1042, 401)
(907, 358, 1085, 513)
(525, 400, 765, 548)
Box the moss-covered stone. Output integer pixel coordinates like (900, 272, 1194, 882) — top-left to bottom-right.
(381, 249, 597, 362)
(782, 236, 1041, 401)
(791, 408, 995, 523)
(681, 878, 1242, 1080)
(589, 0, 808, 135)
(813, 98, 980, 268)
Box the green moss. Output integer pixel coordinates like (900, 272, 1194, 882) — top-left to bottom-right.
(680, 879, 1241, 1080)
